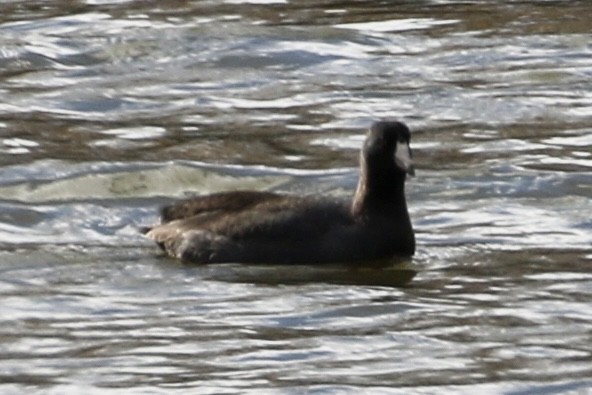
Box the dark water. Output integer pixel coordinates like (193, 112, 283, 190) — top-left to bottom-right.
(1, 1, 591, 393)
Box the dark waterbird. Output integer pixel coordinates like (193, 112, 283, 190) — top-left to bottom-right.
(143, 121, 415, 265)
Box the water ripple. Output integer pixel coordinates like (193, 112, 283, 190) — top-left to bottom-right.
(1, 1, 592, 394)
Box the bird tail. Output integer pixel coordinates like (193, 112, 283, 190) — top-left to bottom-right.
(138, 225, 153, 235)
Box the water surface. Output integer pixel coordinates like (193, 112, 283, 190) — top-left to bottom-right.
(1, 1, 591, 394)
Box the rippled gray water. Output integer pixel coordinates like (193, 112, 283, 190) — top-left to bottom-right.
(1, 1, 591, 394)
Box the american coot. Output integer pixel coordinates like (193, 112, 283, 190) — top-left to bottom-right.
(143, 121, 415, 264)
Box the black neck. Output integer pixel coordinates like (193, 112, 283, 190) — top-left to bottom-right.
(351, 160, 408, 217)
